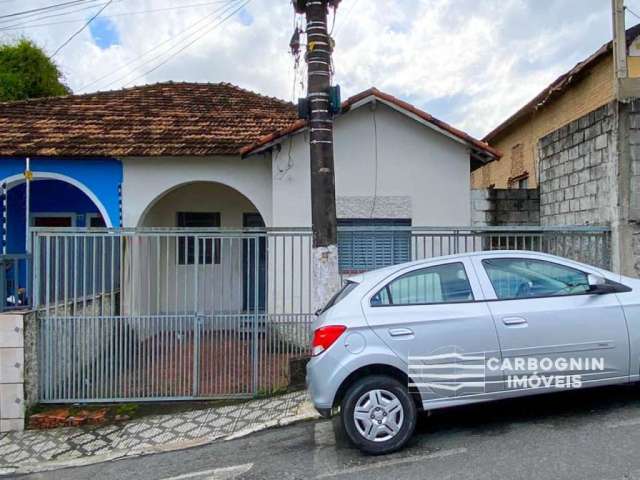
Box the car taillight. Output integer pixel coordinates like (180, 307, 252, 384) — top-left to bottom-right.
(311, 325, 347, 356)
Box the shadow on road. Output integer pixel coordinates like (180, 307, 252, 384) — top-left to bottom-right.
(413, 383, 640, 440)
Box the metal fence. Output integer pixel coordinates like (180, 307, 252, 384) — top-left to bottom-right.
(39, 313, 312, 402)
(33, 225, 611, 402)
(0, 254, 30, 312)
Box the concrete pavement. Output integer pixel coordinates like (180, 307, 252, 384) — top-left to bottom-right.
(14, 384, 640, 480)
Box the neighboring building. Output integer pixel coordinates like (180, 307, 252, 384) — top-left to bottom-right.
(473, 23, 640, 190)
(0, 82, 499, 310)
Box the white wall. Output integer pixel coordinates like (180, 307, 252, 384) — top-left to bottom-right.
(121, 155, 273, 227)
(271, 102, 472, 227)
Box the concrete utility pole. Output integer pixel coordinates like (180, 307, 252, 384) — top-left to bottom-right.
(612, 0, 629, 86)
(294, 0, 341, 310)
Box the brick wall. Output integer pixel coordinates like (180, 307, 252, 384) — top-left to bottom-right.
(471, 188, 540, 226)
(538, 102, 617, 226)
(472, 55, 617, 189)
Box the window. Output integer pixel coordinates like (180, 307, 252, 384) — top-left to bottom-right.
(177, 212, 221, 264)
(321, 281, 359, 313)
(31, 214, 73, 227)
(371, 262, 473, 306)
(87, 214, 106, 227)
(518, 177, 529, 189)
(483, 258, 589, 300)
(337, 219, 410, 273)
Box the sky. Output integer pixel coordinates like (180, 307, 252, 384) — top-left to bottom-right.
(0, 0, 633, 138)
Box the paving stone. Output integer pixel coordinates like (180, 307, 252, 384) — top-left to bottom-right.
(0, 391, 309, 468)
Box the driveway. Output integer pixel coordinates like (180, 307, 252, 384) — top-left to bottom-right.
(14, 384, 640, 480)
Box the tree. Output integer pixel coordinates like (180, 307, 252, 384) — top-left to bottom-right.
(0, 38, 70, 101)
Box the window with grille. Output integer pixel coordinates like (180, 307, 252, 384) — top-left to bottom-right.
(177, 212, 221, 264)
(337, 219, 411, 273)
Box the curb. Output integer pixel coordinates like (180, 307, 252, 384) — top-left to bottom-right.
(0, 402, 320, 476)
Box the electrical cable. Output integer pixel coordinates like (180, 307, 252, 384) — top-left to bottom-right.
(121, 0, 250, 88)
(0, 1, 230, 31)
(76, 0, 241, 92)
(50, 0, 113, 57)
(0, 0, 100, 20)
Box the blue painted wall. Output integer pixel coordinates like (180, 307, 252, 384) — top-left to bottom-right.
(7, 180, 103, 254)
(0, 157, 122, 230)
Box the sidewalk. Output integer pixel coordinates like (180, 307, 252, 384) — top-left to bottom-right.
(0, 390, 317, 476)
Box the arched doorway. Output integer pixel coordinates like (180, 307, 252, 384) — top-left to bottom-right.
(133, 181, 267, 314)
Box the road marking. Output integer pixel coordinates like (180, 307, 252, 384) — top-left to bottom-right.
(160, 463, 253, 480)
(607, 417, 640, 429)
(315, 447, 467, 479)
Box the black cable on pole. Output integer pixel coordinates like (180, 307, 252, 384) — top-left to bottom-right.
(50, 0, 113, 58)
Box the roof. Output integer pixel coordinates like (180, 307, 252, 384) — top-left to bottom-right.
(0, 82, 298, 157)
(484, 23, 640, 143)
(241, 87, 501, 161)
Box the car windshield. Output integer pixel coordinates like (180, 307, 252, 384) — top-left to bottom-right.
(320, 281, 359, 313)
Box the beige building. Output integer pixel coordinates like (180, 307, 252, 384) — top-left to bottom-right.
(473, 24, 640, 189)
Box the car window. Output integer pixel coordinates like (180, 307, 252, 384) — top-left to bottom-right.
(371, 262, 473, 306)
(482, 258, 590, 300)
(321, 281, 359, 313)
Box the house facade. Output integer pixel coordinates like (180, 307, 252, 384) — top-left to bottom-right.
(0, 82, 498, 312)
(472, 23, 640, 190)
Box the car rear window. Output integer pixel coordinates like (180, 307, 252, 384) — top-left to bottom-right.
(321, 281, 359, 313)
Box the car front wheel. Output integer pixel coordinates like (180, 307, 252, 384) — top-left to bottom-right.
(340, 375, 417, 454)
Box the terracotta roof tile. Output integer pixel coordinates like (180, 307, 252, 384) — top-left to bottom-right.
(0, 82, 298, 157)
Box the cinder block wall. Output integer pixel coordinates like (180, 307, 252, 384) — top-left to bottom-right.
(0, 313, 25, 432)
(537, 102, 617, 226)
(471, 189, 540, 226)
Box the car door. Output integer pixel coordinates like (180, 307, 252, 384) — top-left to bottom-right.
(471, 254, 629, 391)
(362, 258, 502, 407)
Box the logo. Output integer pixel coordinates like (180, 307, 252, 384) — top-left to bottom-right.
(409, 346, 486, 399)
(408, 345, 605, 397)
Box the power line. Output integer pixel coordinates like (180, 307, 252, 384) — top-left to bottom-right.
(76, 0, 242, 92)
(122, 0, 251, 88)
(627, 5, 640, 20)
(0, 0, 106, 25)
(0, 0, 117, 28)
(333, 0, 359, 38)
(0, 0, 98, 20)
(51, 0, 113, 57)
(0, 1, 230, 32)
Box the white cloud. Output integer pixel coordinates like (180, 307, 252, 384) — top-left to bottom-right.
(0, 0, 618, 137)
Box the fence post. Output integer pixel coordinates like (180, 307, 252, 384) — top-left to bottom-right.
(252, 235, 260, 396)
(192, 235, 200, 397)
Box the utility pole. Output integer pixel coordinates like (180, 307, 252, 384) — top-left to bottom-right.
(612, 0, 628, 91)
(294, 0, 341, 310)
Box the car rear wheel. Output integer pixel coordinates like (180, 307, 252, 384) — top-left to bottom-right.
(340, 375, 417, 454)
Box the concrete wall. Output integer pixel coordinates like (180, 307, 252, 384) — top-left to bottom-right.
(471, 189, 540, 226)
(538, 102, 617, 227)
(272, 102, 473, 227)
(121, 155, 273, 227)
(0, 313, 25, 432)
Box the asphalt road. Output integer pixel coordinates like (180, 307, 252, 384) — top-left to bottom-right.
(15, 384, 640, 480)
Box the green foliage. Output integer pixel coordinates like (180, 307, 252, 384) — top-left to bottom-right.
(115, 403, 139, 417)
(0, 38, 70, 101)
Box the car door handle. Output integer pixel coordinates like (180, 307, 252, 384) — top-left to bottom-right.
(502, 317, 528, 326)
(389, 328, 414, 337)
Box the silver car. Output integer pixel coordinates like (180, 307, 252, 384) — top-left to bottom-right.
(306, 251, 638, 454)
